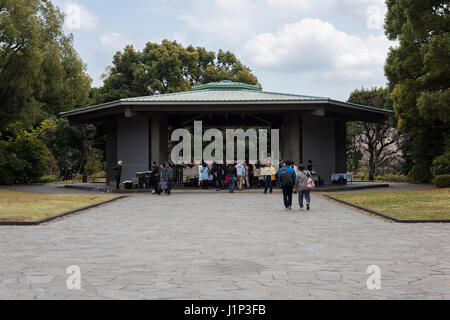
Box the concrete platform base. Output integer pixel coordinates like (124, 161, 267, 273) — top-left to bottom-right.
(63, 182, 390, 193)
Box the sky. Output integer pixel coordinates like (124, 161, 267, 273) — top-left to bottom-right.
(52, 0, 396, 101)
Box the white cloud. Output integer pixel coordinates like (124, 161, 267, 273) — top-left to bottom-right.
(178, 14, 251, 42)
(243, 18, 393, 81)
(214, 0, 249, 10)
(95, 33, 131, 64)
(215, 0, 312, 10)
(63, 2, 99, 32)
(266, 0, 312, 9)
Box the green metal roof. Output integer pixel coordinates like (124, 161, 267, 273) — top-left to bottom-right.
(60, 80, 392, 117)
(120, 80, 329, 103)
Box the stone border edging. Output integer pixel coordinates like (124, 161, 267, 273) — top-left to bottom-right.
(324, 194, 450, 224)
(0, 195, 127, 226)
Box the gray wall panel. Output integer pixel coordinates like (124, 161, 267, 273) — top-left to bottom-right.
(302, 116, 335, 184)
(282, 114, 301, 164)
(105, 121, 117, 186)
(117, 117, 149, 182)
(335, 120, 347, 173)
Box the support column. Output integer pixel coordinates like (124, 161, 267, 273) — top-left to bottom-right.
(150, 114, 169, 165)
(335, 119, 347, 173)
(282, 114, 301, 165)
(105, 121, 117, 186)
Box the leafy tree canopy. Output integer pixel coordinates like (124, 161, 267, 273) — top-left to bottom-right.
(94, 40, 260, 103)
(384, 0, 449, 176)
(0, 0, 91, 131)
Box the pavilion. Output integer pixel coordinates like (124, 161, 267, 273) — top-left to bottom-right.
(61, 80, 391, 185)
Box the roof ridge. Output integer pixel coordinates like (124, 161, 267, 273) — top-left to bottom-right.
(121, 90, 195, 101)
(259, 90, 329, 100)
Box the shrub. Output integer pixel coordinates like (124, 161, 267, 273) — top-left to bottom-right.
(409, 163, 432, 183)
(0, 131, 50, 184)
(434, 175, 450, 188)
(352, 172, 408, 183)
(432, 152, 450, 176)
(37, 175, 60, 184)
(379, 173, 409, 183)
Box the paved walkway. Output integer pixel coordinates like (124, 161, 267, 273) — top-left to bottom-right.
(0, 191, 449, 300)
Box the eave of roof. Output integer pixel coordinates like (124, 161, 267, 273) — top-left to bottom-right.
(60, 81, 393, 117)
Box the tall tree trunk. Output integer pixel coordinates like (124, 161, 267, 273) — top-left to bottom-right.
(368, 144, 375, 181)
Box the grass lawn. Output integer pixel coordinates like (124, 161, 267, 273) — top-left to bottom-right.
(329, 188, 450, 220)
(0, 190, 117, 222)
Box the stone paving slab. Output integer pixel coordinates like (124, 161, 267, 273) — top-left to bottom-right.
(0, 191, 449, 300)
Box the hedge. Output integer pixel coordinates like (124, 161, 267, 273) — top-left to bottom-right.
(434, 175, 450, 188)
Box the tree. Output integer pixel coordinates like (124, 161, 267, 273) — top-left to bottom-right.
(0, 120, 56, 184)
(346, 122, 364, 173)
(0, 0, 91, 131)
(0, 0, 92, 184)
(385, 0, 450, 181)
(95, 40, 260, 103)
(347, 87, 401, 179)
(41, 118, 104, 180)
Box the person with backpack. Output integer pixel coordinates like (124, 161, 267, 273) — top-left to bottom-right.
(235, 162, 245, 191)
(294, 164, 314, 210)
(278, 161, 296, 211)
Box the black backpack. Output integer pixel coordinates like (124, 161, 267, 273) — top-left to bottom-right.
(280, 169, 293, 186)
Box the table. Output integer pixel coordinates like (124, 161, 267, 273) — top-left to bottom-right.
(331, 173, 353, 183)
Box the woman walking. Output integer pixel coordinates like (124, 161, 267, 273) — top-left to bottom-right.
(294, 164, 313, 211)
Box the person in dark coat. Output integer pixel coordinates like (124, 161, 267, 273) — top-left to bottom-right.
(307, 160, 315, 172)
(113, 161, 123, 189)
(161, 162, 173, 195)
(226, 164, 237, 193)
(278, 161, 297, 211)
(211, 162, 224, 191)
(157, 163, 165, 195)
(150, 161, 160, 195)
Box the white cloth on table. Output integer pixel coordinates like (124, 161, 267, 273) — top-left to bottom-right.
(331, 173, 353, 181)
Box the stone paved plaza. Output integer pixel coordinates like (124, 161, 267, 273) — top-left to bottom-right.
(0, 190, 449, 300)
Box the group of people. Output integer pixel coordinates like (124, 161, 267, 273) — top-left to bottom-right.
(113, 161, 174, 196)
(277, 161, 315, 211)
(113, 159, 316, 210)
(198, 162, 254, 192)
(149, 162, 173, 195)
